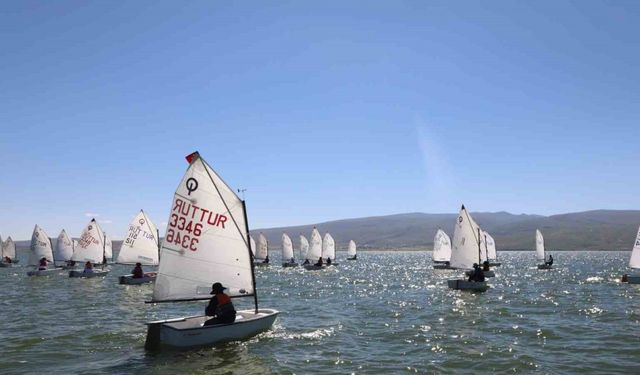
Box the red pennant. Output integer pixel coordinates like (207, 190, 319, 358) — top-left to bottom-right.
(185, 151, 200, 164)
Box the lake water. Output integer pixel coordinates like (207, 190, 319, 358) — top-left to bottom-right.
(1, 251, 638, 374)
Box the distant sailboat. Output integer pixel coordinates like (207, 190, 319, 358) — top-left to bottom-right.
(54, 230, 74, 268)
(347, 240, 357, 260)
(303, 227, 324, 270)
(250, 236, 256, 257)
(1, 236, 17, 267)
(144, 151, 278, 350)
(322, 233, 337, 266)
(622, 225, 640, 284)
(432, 229, 452, 269)
(254, 233, 269, 266)
(300, 235, 309, 263)
(447, 205, 490, 292)
(281, 233, 298, 267)
(104, 233, 113, 263)
(536, 229, 553, 270)
(69, 219, 110, 278)
(27, 225, 60, 276)
(117, 210, 160, 285)
(484, 231, 501, 267)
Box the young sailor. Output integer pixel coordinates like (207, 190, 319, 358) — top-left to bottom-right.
(38, 257, 48, 270)
(204, 282, 236, 326)
(83, 261, 94, 273)
(545, 254, 554, 266)
(314, 257, 323, 267)
(262, 255, 270, 264)
(132, 262, 144, 278)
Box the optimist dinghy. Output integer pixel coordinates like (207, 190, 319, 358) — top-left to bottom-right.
(254, 233, 270, 266)
(484, 231, 501, 267)
(535, 229, 553, 270)
(322, 233, 338, 266)
(346, 240, 357, 260)
(144, 152, 278, 350)
(621, 225, 640, 284)
(117, 210, 160, 285)
(26, 225, 61, 276)
(303, 227, 324, 270)
(54, 230, 74, 268)
(68, 219, 110, 278)
(432, 229, 453, 269)
(281, 233, 298, 267)
(447, 205, 489, 292)
(0, 236, 17, 267)
(299, 235, 310, 264)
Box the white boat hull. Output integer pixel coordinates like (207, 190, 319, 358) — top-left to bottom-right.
(537, 264, 553, 270)
(27, 268, 62, 276)
(145, 309, 279, 350)
(69, 269, 110, 278)
(119, 272, 157, 284)
(447, 279, 489, 292)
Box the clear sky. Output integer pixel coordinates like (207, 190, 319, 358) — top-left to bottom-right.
(1, 0, 639, 240)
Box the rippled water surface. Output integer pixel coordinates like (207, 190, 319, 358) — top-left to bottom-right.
(1, 251, 639, 374)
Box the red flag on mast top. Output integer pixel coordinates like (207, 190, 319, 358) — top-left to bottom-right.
(185, 151, 200, 164)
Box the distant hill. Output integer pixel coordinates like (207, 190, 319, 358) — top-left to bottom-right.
(11, 210, 640, 253)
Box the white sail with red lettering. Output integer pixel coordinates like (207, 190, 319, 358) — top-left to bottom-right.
(322, 233, 335, 260)
(116, 210, 159, 265)
(152, 152, 253, 301)
(28, 225, 54, 265)
(71, 219, 105, 264)
(300, 235, 309, 260)
(449, 205, 483, 270)
(54, 229, 74, 265)
(282, 233, 294, 261)
(255, 233, 268, 261)
(308, 227, 322, 261)
(2, 236, 16, 261)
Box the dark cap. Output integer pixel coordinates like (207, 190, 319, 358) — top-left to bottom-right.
(210, 282, 227, 294)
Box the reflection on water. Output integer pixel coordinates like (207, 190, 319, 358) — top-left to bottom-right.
(1, 251, 639, 374)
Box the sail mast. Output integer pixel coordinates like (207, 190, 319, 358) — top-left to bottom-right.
(242, 200, 259, 313)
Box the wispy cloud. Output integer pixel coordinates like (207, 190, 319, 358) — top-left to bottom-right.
(85, 212, 100, 217)
(417, 124, 456, 210)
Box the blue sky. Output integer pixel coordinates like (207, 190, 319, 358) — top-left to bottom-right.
(1, 0, 639, 239)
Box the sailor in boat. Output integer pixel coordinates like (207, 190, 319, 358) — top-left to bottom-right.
(262, 255, 270, 264)
(326, 257, 332, 265)
(302, 259, 310, 265)
(204, 282, 237, 326)
(83, 261, 94, 273)
(38, 257, 48, 270)
(314, 257, 324, 267)
(3, 256, 12, 264)
(467, 263, 485, 282)
(289, 257, 295, 264)
(351, 254, 357, 260)
(132, 262, 144, 278)
(482, 260, 491, 272)
(66, 260, 76, 268)
(545, 254, 553, 267)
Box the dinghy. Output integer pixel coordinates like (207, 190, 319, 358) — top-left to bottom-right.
(0, 236, 17, 267)
(27, 225, 61, 276)
(144, 151, 278, 350)
(303, 227, 324, 270)
(447, 205, 490, 292)
(117, 210, 160, 285)
(484, 231, 501, 267)
(464, 231, 496, 277)
(299, 235, 310, 264)
(346, 240, 357, 260)
(254, 233, 270, 266)
(54, 230, 74, 268)
(432, 229, 452, 269)
(104, 233, 113, 264)
(281, 233, 298, 267)
(69, 219, 110, 278)
(621, 225, 640, 284)
(536, 229, 552, 270)
(322, 233, 338, 266)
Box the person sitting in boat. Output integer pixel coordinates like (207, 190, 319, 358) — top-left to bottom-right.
(468, 263, 485, 282)
(290, 257, 295, 264)
(38, 257, 48, 270)
(482, 260, 490, 272)
(3, 256, 12, 264)
(204, 282, 236, 326)
(545, 254, 553, 266)
(83, 261, 94, 273)
(66, 260, 76, 267)
(132, 262, 144, 278)
(326, 257, 332, 265)
(302, 259, 310, 265)
(262, 255, 269, 264)
(351, 254, 357, 260)
(314, 257, 323, 267)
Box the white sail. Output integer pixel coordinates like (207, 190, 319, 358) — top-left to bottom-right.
(104, 233, 113, 260)
(54, 230, 74, 265)
(347, 240, 357, 257)
(28, 225, 54, 265)
(152, 152, 253, 301)
(433, 229, 451, 262)
(2, 236, 16, 260)
(282, 233, 294, 260)
(449, 205, 483, 269)
(250, 236, 256, 256)
(308, 227, 322, 261)
(255, 233, 268, 261)
(322, 233, 335, 260)
(300, 235, 309, 260)
(484, 231, 497, 261)
(629, 225, 640, 269)
(116, 210, 159, 265)
(71, 219, 105, 264)
(73, 239, 78, 251)
(536, 229, 545, 261)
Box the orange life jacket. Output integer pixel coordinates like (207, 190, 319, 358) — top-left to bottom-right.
(216, 293, 231, 306)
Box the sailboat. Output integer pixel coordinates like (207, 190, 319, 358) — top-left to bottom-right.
(254, 233, 269, 266)
(281, 233, 298, 267)
(484, 231, 501, 266)
(299, 235, 309, 263)
(69, 219, 110, 278)
(250, 236, 256, 257)
(303, 227, 324, 270)
(104, 233, 113, 264)
(144, 151, 278, 350)
(447, 205, 490, 292)
(536, 229, 552, 269)
(322, 233, 337, 266)
(27, 225, 60, 276)
(432, 229, 452, 269)
(1, 236, 17, 267)
(347, 240, 357, 260)
(54, 230, 74, 268)
(622, 225, 640, 283)
(117, 210, 160, 285)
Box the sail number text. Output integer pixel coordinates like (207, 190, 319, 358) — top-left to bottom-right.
(166, 198, 228, 252)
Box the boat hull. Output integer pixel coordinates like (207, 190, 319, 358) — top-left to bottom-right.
(254, 262, 270, 267)
(346, 257, 357, 261)
(119, 272, 157, 285)
(447, 279, 489, 292)
(433, 263, 454, 270)
(282, 262, 298, 268)
(488, 262, 501, 267)
(69, 269, 110, 278)
(27, 268, 62, 276)
(145, 309, 279, 350)
(0, 262, 14, 268)
(537, 264, 553, 270)
(465, 270, 495, 278)
(303, 264, 325, 271)
(627, 276, 640, 284)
